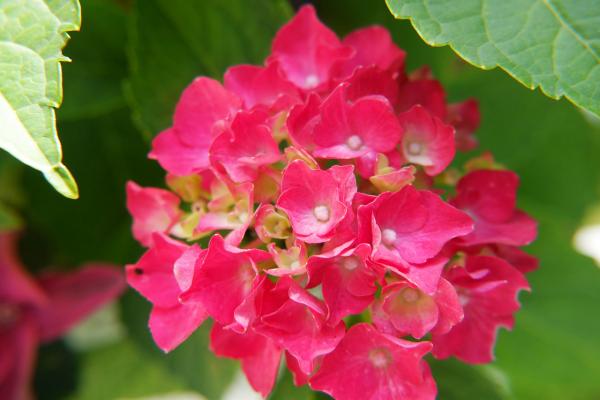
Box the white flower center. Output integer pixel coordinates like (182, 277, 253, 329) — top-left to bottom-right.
(382, 228, 397, 247)
(458, 290, 470, 306)
(369, 348, 391, 368)
(313, 205, 330, 222)
(289, 260, 300, 269)
(406, 141, 424, 156)
(346, 135, 363, 150)
(401, 288, 420, 303)
(342, 257, 359, 271)
(304, 74, 319, 89)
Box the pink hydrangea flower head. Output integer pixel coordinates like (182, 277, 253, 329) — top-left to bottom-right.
(277, 160, 350, 243)
(452, 169, 537, 246)
(397, 105, 456, 176)
(270, 5, 352, 91)
(372, 278, 462, 339)
(150, 77, 241, 174)
(126, 181, 181, 247)
(209, 110, 281, 183)
(310, 323, 437, 400)
(126, 6, 539, 397)
(432, 255, 529, 363)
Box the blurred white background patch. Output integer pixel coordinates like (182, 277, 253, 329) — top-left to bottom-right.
(574, 224, 600, 266)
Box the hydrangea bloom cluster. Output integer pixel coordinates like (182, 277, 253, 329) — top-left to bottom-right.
(126, 6, 538, 399)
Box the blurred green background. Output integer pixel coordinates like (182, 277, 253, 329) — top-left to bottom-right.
(1, 0, 599, 399)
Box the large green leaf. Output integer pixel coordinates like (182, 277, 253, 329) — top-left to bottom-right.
(126, 0, 292, 137)
(0, 0, 81, 198)
(385, 0, 600, 118)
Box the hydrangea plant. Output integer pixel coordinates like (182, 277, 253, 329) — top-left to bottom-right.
(125, 6, 538, 399)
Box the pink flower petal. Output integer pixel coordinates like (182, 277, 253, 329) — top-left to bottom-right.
(36, 264, 125, 342)
(270, 5, 352, 90)
(432, 255, 529, 363)
(310, 323, 436, 400)
(126, 181, 181, 247)
(149, 303, 207, 353)
(398, 105, 455, 176)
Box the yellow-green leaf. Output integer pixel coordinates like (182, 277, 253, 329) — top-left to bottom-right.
(0, 0, 81, 198)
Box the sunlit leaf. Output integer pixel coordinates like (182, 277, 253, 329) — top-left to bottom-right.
(0, 0, 81, 198)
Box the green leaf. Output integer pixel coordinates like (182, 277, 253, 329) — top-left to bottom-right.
(429, 358, 512, 399)
(121, 291, 239, 399)
(269, 370, 322, 400)
(385, 0, 600, 117)
(67, 338, 190, 400)
(126, 0, 292, 138)
(0, 0, 80, 198)
(0, 201, 22, 231)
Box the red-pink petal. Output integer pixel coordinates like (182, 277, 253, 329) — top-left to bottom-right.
(209, 111, 281, 183)
(126, 181, 181, 247)
(432, 255, 529, 363)
(270, 5, 352, 90)
(0, 233, 46, 308)
(255, 277, 345, 374)
(453, 170, 537, 246)
(335, 26, 406, 79)
(398, 105, 455, 176)
(313, 88, 402, 159)
(126, 234, 187, 308)
(0, 314, 38, 400)
(173, 77, 241, 147)
(149, 128, 209, 175)
(224, 62, 301, 112)
(369, 187, 473, 265)
(181, 235, 270, 326)
(310, 323, 436, 400)
(210, 323, 281, 397)
(36, 264, 125, 342)
(447, 99, 480, 151)
(397, 79, 447, 119)
(149, 302, 207, 353)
